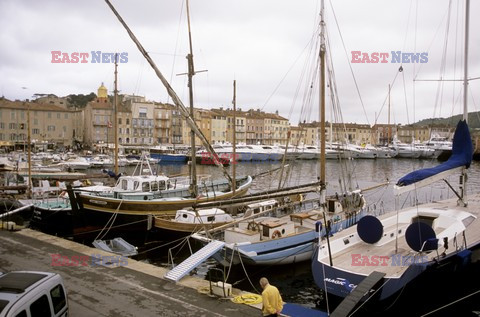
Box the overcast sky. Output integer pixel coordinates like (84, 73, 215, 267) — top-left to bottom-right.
(1, 0, 479, 126)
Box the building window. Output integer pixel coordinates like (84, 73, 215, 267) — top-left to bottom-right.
(48, 112, 52, 118)
(139, 107, 147, 118)
(64, 113, 68, 119)
(118, 118, 122, 124)
(47, 125, 55, 131)
(57, 113, 60, 119)
(9, 123, 16, 130)
(126, 118, 130, 125)
(32, 129, 40, 135)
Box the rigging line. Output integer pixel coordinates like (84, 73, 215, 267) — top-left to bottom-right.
(261, 33, 316, 112)
(167, 0, 185, 105)
(402, 71, 410, 125)
(433, 0, 454, 119)
(328, 0, 369, 126)
(289, 15, 320, 122)
(420, 289, 480, 317)
(374, 68, 402, 125)
(413, 0, 418, 125)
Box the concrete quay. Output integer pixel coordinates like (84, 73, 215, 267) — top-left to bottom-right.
(0, 228, 261, 317)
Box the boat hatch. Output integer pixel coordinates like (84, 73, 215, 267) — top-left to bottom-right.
(411, 215, 437, 228)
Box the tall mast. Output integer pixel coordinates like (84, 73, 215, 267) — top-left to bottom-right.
(232, 80, 237, 194)
(114, 53, 119, 175)
(320, 0, 332, 267)
(463, 0, 469, 122)
(186, 0, 197, 197)
(388, 84, 391, 144)
(26, 102, 32, 198)
(105, 0, 233, 186)
(319, 0, 326, 185)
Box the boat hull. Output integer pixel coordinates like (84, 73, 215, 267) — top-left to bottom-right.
(77, 177, 251, 215)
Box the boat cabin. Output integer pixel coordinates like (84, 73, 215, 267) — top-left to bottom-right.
(175, 208, 233, 224)
(244, 199, 278, 217)
(114, 175, 171, 193)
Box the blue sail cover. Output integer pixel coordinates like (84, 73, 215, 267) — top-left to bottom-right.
(397, 120, 473, 187)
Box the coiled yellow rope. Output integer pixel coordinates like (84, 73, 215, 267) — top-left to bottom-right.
(231, 293, 262, 305)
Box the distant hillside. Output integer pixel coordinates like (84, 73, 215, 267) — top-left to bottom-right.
(413, 111, 480, 129)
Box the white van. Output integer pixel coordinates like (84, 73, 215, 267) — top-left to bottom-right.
(0, 271, 68, 317)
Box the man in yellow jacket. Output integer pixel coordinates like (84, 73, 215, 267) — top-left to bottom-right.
(260, 277, 283, 317)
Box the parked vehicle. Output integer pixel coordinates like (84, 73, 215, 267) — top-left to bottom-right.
(0, 271, 68, 317)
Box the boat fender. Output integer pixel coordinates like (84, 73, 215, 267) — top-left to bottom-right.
(272, 230, 282, 239)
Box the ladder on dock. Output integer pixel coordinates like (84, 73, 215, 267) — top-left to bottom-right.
(330, 271, 386, 317)
(164, 240, 225, 282)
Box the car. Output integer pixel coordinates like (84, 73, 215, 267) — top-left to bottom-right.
(0, 271, 68, 317)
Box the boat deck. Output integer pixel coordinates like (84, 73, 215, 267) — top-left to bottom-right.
(318, 192, 480, 278)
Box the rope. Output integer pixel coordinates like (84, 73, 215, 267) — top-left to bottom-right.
(93, 199, 123, 241)
(420, 289, 480, 317)
(236, 245, 261, 294)
(231, 293, 262, 305)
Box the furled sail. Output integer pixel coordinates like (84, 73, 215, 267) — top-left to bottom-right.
(396, 120, 472, 187)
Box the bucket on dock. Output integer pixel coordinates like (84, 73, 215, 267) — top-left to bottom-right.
(1, 221, 16, 231)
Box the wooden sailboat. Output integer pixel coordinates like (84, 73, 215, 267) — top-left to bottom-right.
(312, 1, 479, 311)
(77, 1, 253, 230)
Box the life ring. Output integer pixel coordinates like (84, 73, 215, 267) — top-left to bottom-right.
(271, 230, 282, 239)
(247, 221, 260, 232)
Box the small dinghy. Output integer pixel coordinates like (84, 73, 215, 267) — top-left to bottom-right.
(92, 237, 138, 257)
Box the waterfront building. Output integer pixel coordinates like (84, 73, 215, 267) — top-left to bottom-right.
(0, 97, 83, 151)
(245, 109, 265, 145)
(210, 108, 227, 144)
(264, 111, 289, 145)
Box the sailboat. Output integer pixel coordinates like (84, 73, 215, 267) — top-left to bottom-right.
(77, 1, 253, 231)
(190, 2, 366, 267)
(311, 0, 479, 310)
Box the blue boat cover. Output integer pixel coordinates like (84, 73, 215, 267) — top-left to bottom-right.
(397, 120, 472, 187)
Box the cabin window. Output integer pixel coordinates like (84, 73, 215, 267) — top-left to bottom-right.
(328, 200, 336, 213)
(50, 284, 67, 314)
(122, 179, 128, 190)
(142, 182, 150, 192)
(30, 295, 51, 317)
(133, 181, 139, 190)
(159, 181, 166, 190)
(151, 181, 158, 191)
(254, 208, 260, 214)
(182, 214, 188, 219)
(207, 216, 215, 222)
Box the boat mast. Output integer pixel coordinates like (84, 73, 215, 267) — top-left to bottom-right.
(388, 84, 391, 145)
(186, 0, 197, 197)
(114, 53, 119, 175)
(26, 102, 32, 198)
(463, 0, 469, 123)
(232, 80, 237, 194)
(103, 0, 234, 187)
(460, 0, 470, 203)
(319, 0, 326, 188)
(320, 0, 333, 267)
